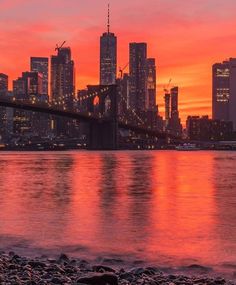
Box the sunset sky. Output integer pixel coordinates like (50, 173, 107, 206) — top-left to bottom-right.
(0, 0, 236, 121)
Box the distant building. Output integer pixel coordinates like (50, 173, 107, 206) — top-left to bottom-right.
(0, 74, 10, 141)
(13, 76, 32, 135)
(22, 72, 43, 100)
(146, 58, 156, 111)
(212, 58, 236, 130)
(129, 42, 147, 112)
(51, 47, 75, 109)
(116, 73, 130, 118)
(30, 57, 49, 96)
(51, 46, 75, 137)
(186, 115, 233, 141)
(13, 72, 49, 137)
(167, 87, 182, 136)
(100, 5, 117, 85)
(0, 73, 8, 96)
(164, 92, 171, 127)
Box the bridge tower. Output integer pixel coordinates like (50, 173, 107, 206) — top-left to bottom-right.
(87, 85, 118, 150)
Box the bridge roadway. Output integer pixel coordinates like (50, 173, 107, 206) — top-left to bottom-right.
(0, 97, 167, 139)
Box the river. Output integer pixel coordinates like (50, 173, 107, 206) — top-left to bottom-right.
(0, 151, 236, 278)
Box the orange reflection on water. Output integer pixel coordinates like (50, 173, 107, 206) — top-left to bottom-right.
(0, 151, 236, 274)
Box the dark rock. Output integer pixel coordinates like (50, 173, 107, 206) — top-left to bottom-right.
(58, 253, 70, 263)
(28, 260, 46, 268)
(51, 276, 64, 284)
(77, 273, 118, 285)
(214, 277, 226, 284)
(92, 265, 116, 273)
(186, 264, 212, 273)
(9, 251, 15, 257)
(119, 271, 135, 282)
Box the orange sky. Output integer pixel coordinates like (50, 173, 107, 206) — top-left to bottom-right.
(0, 0, 236, 122)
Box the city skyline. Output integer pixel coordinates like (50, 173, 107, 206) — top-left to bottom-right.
(1, 0, 236, 121)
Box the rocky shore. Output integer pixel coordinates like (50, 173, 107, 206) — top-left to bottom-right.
(0, 252, 235, 285)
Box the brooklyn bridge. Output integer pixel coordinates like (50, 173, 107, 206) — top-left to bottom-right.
(0, 85, 177, 150)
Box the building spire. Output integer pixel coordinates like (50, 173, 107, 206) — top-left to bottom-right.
(107, 3, 110, 33)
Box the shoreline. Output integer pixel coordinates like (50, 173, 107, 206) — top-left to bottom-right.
(0, 252, 235, 285)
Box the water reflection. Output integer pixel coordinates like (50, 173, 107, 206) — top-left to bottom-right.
(0, 151, 235, 275)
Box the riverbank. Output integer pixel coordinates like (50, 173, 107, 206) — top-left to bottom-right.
(0, 252, 235, 285)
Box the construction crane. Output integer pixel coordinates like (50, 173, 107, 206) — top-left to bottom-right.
(119, 62, 129, 79)
(164, 78, 172, 94)
(55, 41, 66, 52)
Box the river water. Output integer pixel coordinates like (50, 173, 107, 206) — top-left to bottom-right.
(0, 151, 236, 277)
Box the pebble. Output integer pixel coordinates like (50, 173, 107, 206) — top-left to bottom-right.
(0, 253, 235, 285)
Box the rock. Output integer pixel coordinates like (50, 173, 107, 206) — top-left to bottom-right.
(28, 260, 46, 268)
(92, 265, 116, 273)
(77, 273, 118, 285)
(119, 271, 135, 282)
(58, 253, 70, 264)
(186, 264, 212, 273)
(51, 276, 64, 284)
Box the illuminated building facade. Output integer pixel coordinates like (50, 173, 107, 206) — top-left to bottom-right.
(30, 57, 49, 96)
(51, 47, 75, 137)
(100, 5, 117, 85)
(146, 58, 156, 111)
(13, 72, 48, 136)
(0, 73, 8, 96)
(187, 116, 233, 141)
(164, 93, 170, 126)
(51, 47, 75, 109)
(213, 58, 236, 130)
(0, 74, 9, 140)
(129, 42, 147, 112)
(167, 87, 182, 136)
(22, 72, 43, 100)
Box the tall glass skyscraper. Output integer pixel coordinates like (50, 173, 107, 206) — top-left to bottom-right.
(30, 57, 48, 96)
(146, 58, 156, 111)
(212, 58, 236, 130)
(100, 5, 117, 85)
(51, 47, 75, 109)
(0, 73, 8, 96)
(129, 42, 147, 112)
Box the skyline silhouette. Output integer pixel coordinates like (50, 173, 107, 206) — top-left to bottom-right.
(0, 0, 236, 121)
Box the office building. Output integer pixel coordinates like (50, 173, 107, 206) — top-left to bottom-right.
(51, 47, 75, 109)
(213, 58, 236, 130)
(0, 74, 9, 141)
(51, 46, 75, 137)
(146, 58, 156, 111)
(187, 116, 233, 141)
(30, 57, 49, 96)
(167, 87, 182, 136)
(129, 42, 147, 112)
(0, 73, 8, 96)
(100, 5, 117, 85)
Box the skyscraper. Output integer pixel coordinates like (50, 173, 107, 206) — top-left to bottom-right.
(164, 92, 171, 126)
(146, 58, 156, 111)
(13, 71, 43, 100)
(51, 47, 75, 109)
(51, 46, 75, 137)
(0, 73, 8, 96)
(0, 74, 9, 140)
(168, 87, 182, 136)
(22, 71, 43, 99)
(212, 58, 236, 130)
(129, 42, 147, 112)
(170, 86, 179, 119)
(30, 57, 49, 96)
(100, 4, 117, 85)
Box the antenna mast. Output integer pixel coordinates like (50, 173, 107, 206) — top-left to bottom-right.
(107, 3, 110, 33)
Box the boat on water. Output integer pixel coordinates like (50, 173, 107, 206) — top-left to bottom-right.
(176, 143, 201, 151)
